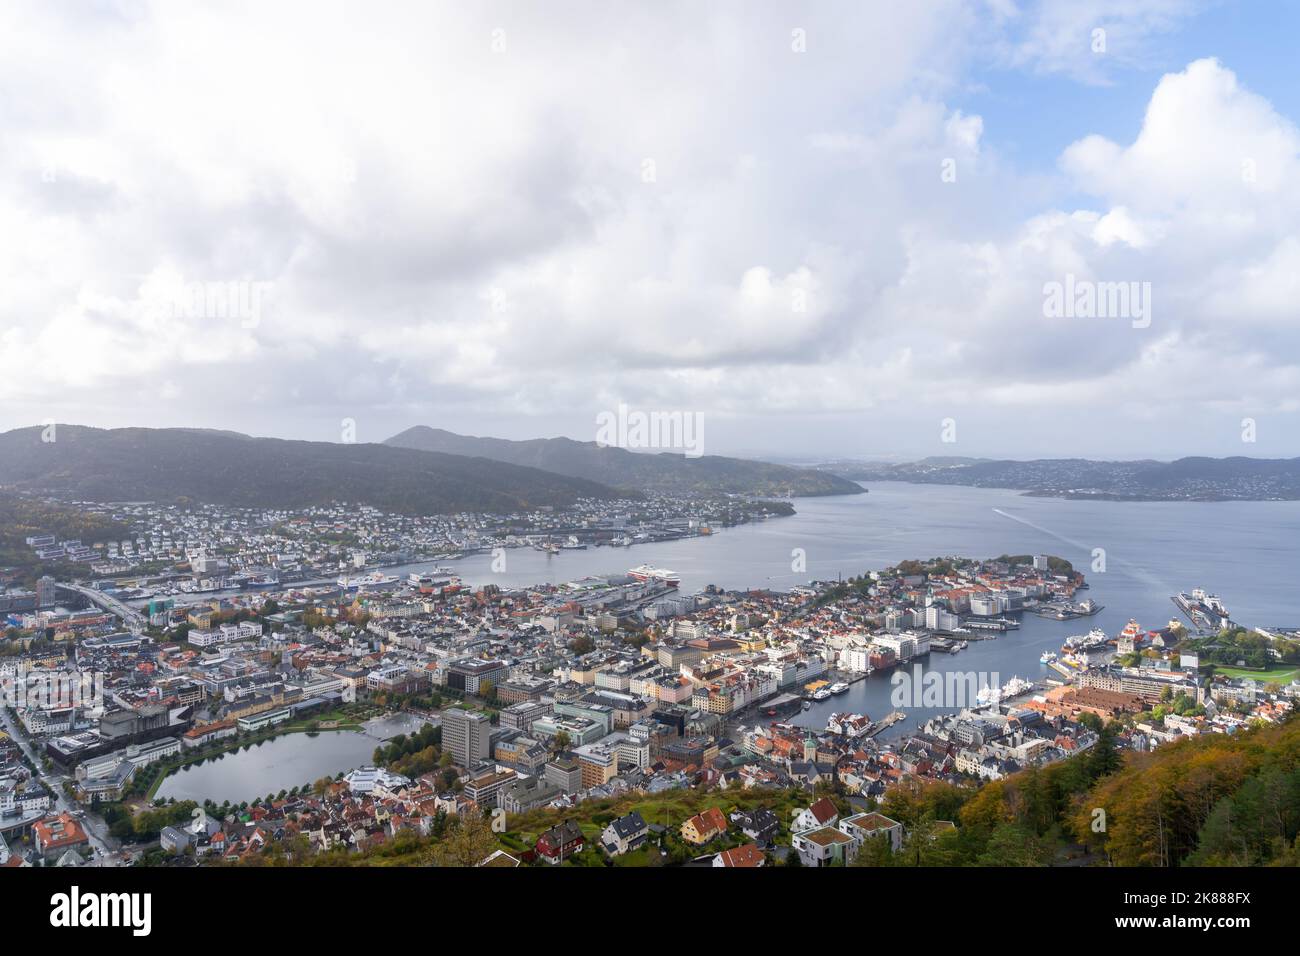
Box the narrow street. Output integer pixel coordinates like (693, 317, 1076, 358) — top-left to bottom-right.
(1, 705, 122, 864)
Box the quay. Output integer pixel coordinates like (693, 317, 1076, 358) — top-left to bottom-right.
(866, 711, 907, 737)
(962, 617, 1020, 632)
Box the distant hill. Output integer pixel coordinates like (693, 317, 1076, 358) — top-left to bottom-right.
(0, 426, 628, 514)
(385, 426, 865, 498)
(819, 455, 1300, 501)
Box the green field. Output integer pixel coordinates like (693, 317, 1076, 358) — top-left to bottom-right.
(1211, 664, 1300, 684)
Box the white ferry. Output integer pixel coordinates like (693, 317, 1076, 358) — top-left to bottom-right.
(627, 565, 681, 587)
(338, 571, 399, 589)
(975, 676, 1034, 707)
(1063, 627, 1109, 650)
(829, 681, 850, 695)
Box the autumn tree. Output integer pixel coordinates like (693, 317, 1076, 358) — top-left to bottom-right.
(430, 812, 499, 867)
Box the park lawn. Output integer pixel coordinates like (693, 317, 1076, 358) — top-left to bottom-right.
(1212, 664, 1300, 684)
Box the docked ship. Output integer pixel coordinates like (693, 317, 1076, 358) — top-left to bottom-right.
(627, 565, 681, 588)
(338, 571, 399, 590)
(1039, 650, 1057, 664)
(1172, 588, 1233, 633)
(812, 688, 832, 702)
(1063, 627, 1109, 650)
(1118, 618, 1144, 645)
(829, 681, 850, 695)
(975, 676, 1035, 707)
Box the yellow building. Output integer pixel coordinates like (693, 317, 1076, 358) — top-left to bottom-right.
(680, 806, 728, 845)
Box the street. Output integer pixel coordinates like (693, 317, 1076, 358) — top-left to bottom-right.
(1, 704, 122, 865)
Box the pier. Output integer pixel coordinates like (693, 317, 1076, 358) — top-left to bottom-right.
(963, 617, 1020, 632)
(866, 711, 907, 737)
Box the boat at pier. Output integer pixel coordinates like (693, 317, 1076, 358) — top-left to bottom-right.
(1172, 588, 1232, 633)
(975, 676, 1034, 707)
(337, 571, 399, 589)
(627, 565, 681, 587)
(1063, 627, 1109, 650)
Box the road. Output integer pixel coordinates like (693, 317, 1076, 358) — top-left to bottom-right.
(1, 705, 122, 864)
(58, 581, 147, 630)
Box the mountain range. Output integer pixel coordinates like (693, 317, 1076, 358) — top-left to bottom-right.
(384, 426, 864, 498)
(0, 424, 862, 514)
(818, 456, 1300, 501)
(0, 426, 624, 514)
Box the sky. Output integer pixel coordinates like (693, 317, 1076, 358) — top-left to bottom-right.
(2, 0, 1298, 462)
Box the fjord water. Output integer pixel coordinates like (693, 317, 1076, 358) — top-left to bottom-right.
(454, 482, 1300, 625)
(443, 482, 1300, 734)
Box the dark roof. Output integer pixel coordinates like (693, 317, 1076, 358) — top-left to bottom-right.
(745, 807, 779, 827)
(540, 819, 583, 844)
(608, 811, 648, 839)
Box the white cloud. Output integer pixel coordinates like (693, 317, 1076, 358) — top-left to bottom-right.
(0, 3, 1296, 457)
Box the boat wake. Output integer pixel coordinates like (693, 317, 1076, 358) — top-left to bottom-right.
(990, 508, 1169, 593)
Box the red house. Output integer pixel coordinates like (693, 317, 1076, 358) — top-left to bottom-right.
(535, 820, 584, 863)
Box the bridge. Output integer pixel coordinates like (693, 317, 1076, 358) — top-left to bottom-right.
(55, 582, 146, 631)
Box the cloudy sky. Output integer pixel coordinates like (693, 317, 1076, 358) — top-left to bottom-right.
(2, 0, 1298, 461)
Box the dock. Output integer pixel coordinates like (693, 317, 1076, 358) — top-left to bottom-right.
(963, 617, 1020, 632)
(1047, 660, 1075, 679)
(866, 711, 907, 737)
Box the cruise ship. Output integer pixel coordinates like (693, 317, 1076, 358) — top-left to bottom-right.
(627, 565, 681, 587)
(338, 571, 399, 589)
